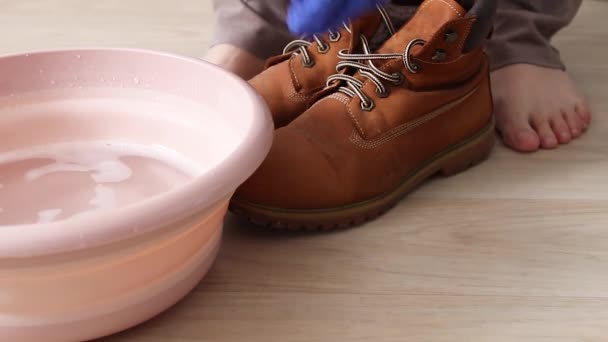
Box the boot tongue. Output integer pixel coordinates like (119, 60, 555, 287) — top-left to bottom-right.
(377, 0, 466, 54)
(353, 10, 386, 39)
(349, 6, 395, 50)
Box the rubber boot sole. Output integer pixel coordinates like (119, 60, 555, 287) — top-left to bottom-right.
(229, 118, 496, 231)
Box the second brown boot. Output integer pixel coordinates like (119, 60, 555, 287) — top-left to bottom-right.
(231, 0, 497, 229)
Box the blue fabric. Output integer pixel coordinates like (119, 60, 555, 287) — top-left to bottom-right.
(287, 0, 389, 35)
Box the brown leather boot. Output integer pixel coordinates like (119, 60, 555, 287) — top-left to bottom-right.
(250, 4, 399, 128)
(232, 0, 497, 229)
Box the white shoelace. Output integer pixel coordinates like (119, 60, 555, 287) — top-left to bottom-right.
(282, 3, 396, 68)
(326, 37, 426, 110)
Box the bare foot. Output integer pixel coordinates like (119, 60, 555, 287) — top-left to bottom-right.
(204, 44, 265, 80)
(491, 64, 592, 152)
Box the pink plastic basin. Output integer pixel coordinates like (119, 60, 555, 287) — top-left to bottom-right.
(0, 48, 273, 341)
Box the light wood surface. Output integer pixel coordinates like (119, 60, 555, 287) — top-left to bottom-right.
(2, 1, 607, 341)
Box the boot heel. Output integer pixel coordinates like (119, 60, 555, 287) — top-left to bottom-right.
(440, 123, 495, 176)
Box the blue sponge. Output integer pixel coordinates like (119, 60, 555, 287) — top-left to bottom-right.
(287, 0, 389, 36)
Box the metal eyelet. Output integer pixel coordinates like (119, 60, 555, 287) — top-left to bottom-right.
(432, 49, 447, 62)
(375, 87, 389, 98)
(329, 31, 341, 42)
(317, 43, 329, 54)
(392, 72, 405, 86)
(444, 29, 459, 43)
(409, 63, 422, 73)
(302, 58, 315, 68)
(360, 99, 375, 112)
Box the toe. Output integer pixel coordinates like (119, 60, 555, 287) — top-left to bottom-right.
(575, 102, 592, 128)
(563, 108, 584, 138)
(550, 116, 572, 144)
(533, 120, 558, 149)
(497, 117, 540, 152)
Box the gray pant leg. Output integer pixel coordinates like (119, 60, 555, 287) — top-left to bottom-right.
(486, 0, 582, 71)
(209, 0, 417, 59)
(210, 0, 293, 59)
(210, 0, 582, 70)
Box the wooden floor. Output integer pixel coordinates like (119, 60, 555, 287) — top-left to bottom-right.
(2, 1, 607, 341)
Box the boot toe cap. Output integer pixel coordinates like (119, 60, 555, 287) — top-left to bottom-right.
(233, 127, 346, 210)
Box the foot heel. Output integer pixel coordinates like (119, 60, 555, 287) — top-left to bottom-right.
(440, 123, 495, 176)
